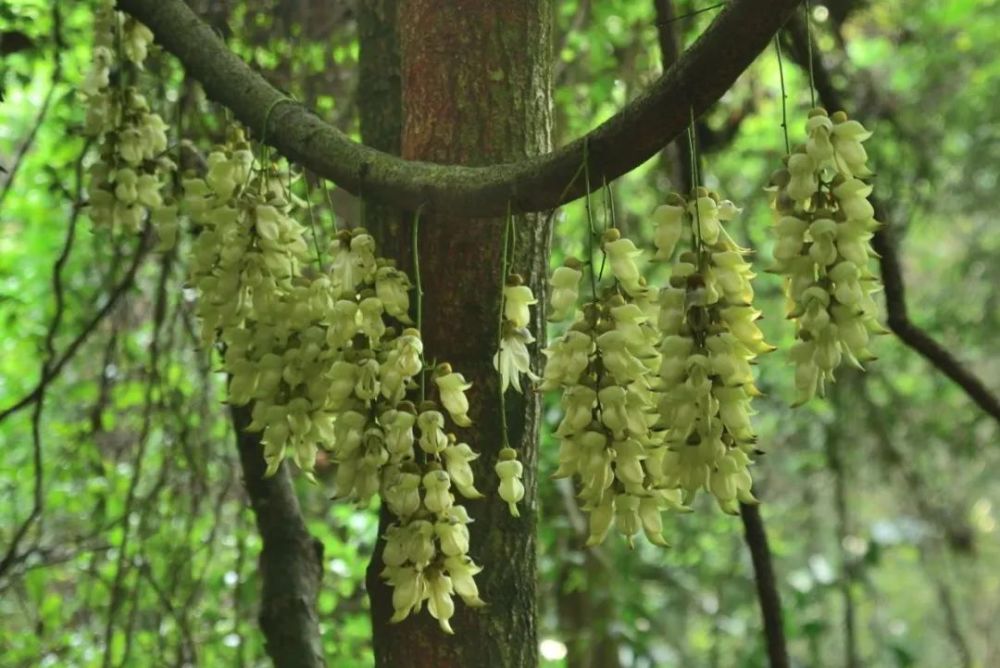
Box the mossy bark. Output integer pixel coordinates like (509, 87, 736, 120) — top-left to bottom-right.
(361, 2, 552, 666)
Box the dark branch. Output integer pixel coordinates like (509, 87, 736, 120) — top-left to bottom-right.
(117, 0, 800, 217)
(230, 404, 326, 668)
(784, 16, 1000, 425)
(0, 4, 63, 208)
(740, 503, 790, 668)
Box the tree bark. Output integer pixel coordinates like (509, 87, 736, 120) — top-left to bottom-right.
(363, 2, 552, 666)
(357, 0, 404, 255)
(231, 405, 326, 668)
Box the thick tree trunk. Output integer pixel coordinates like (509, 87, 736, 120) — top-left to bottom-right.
(361, 2, 552, 666)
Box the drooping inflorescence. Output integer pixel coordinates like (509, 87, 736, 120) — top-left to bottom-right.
(181, 130, 483, 633)
(82, 2, 174, 238)
(491, 256, 536, 515)
(543, 229, 685, 547)
(652, 190, 773, 514)
(768, 109, 886, 404)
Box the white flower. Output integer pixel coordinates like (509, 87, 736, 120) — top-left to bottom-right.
(375, 265, 413, 323)
(426, 571, 456, 634)
(422, 468, 454, 515)
(493, 326, 538, 394)
(602, 231, 645, 296)
(495, 448, 525, 517)
(503, 278, 537, 329)
(652, 202, 685, 261)
(434, 364, 473, 427)
(548, 260, 582, 322)
(443, 442, 482, 499)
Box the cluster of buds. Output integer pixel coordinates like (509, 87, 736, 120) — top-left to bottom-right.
(768, 109, 885, 404)
(543, 229, 685, 547)
(653, 190, 773, 514)
(182, 130, 482, 633)
(82, 2, 173, 236)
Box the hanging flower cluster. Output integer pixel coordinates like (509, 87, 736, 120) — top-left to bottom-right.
(82, 2, 173, 237)
(492, 272, 539, 517)
(653, 190, 773, 514)
(768, 108, 885, 404)
(182, 130, 482, 633)
(543, 229, 685, 547)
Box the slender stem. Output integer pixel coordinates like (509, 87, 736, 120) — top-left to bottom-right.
(687, 108, 706, 273)
(582, 141, 599, 298)
(774, 35, 791, 154)
(497, 204, 513, 448)
(805, 0, 816, 108)
(412, 205, 425, 401)
(303, 178, 324, 269)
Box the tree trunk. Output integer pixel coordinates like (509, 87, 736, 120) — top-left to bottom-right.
(361, 2, 552, 666)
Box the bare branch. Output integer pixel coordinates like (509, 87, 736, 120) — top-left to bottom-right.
(0, 234, 149, 426)
(117, 0, 801, 217)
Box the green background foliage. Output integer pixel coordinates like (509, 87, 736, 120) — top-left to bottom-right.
(1, 0, 998, 665)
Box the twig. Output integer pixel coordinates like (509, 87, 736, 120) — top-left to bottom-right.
(101, 251, 171, 668)
(0, 3, 64, 211)
(739, 502, 790, 668)
(0, 234, 150, 426)
(0, 122, 88, 582)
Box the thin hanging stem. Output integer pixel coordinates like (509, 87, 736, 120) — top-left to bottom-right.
(303, 177, 324, 269)
(774, 35, 791, 154)
(805, 0, 816, 108)
(497, 203, 514, 449)
(412, 205, 426, 401)
(582, 140, 599, 300)
(688, 107, 705, 268)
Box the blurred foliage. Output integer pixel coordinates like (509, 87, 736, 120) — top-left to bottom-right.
(1, 0, 998, 666)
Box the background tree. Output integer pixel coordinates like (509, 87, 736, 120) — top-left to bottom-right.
(1, 1, 998, 667)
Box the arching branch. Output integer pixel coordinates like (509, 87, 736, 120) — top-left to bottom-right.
(117, 0, 800, 217)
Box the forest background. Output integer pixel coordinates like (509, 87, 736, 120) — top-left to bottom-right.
(1, 0, 998, 666)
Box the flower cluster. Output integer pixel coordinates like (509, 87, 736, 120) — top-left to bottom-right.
(543, 229, 685, 547)
(82, 2, 173, 237)
(768, 109, 885, 404)
(654, 190, 772, 514)
(182, 130, 482, 633)
(492, 272, 538, 517)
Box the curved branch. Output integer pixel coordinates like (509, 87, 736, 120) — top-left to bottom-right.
(117, 0, 800, 217)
